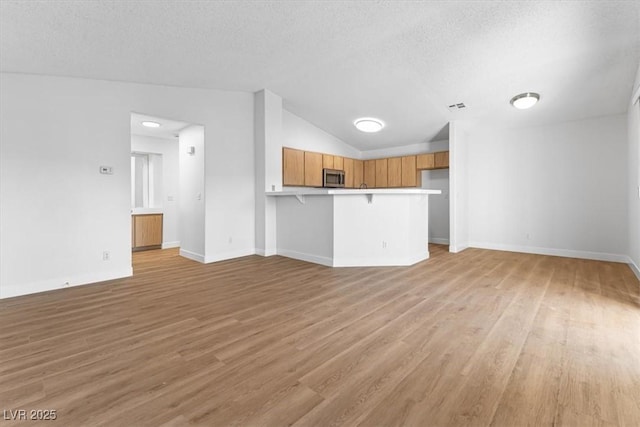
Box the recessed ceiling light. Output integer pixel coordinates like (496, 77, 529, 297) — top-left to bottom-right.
(354, 118, 384, 133)
(141, 121, 161, 128)
(510, 92, 540, 109)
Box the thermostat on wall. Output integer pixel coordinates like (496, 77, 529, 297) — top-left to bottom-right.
(99, 166, 113, 175)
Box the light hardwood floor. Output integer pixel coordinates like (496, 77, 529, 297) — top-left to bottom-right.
(1, 246, 639, 426)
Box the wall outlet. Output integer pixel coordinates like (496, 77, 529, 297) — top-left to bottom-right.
(63, 281, 70, 287)
(526, 233, 531, 240)
(102, 251, 110, 261)
(228, 236, 233, 244)
(382, 241, 387, 249)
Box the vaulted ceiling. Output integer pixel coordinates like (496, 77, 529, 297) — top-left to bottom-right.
(1, 1, 638, 150)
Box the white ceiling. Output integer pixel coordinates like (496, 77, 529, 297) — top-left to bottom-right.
(1, 1, 639, 150)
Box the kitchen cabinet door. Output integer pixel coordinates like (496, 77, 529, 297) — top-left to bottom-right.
(282, 147, 305, 186)
(133, 214, 163, 250)
(343, 157, 354, 188)
(363, 160, 376, 188)
(333, 156, 344, 170)
(417, 153, 435, 170)
(375, 159, 388, 188)
(434, 151, 449, 169)
(322, 154, 334, 169)
(401, 155, 419, 187)
(353, 159, 364, 188)
(387, 157, 402, 187)
(305, 151, 323, 187)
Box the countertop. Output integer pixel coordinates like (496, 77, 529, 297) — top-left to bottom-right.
(267, 188, 441, 196)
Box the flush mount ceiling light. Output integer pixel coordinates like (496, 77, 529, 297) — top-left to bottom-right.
(354, 118, 384, 133)
(141, 121, 161, 128)
(510, 92, 540, 110)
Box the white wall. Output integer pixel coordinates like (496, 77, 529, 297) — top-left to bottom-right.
(422, 169, 450, 244)
(276, 196, 334, 266)
(178, 126, 205, 261)
(282, 110, 360, 158)
(0, 73, 254, 298)
(628, 64, 640, 278)
(449, 121, 469, 252)
(466, 114, 628, 261)
(131, 134, 180, 248)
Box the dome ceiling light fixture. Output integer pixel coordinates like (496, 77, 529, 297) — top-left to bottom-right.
(141, 121, 161, 128)
(510, 92, 540, 110)
(354, 117, 385, 133)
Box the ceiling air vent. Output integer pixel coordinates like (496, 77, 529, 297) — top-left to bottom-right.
(447, 103, 466, 112)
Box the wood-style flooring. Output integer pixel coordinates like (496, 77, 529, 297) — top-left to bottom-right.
(1, 245, 639, 426)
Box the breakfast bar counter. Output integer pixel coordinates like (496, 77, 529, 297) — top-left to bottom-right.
(267, 189, 441, 267)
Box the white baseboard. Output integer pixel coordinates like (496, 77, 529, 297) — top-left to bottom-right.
(162, 241, 180, 249)
(628, 257, 640, 281)
(277, 249, 429, 268)
(204, 248, 257, 264)
(255, 248, 277, 257)
(469, 241, 629, 263)
(429, 238, 450, 245)
(449, 243, 469, 253)
(334, 251, 429, 267)
(179, 249, 205, 263)
(276, 249, 334, 267)
(1, 267, 133, 300)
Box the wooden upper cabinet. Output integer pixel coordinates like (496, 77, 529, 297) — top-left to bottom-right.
(363, 160, 376, 188)
(322, 154, 334, 169)
(333, 156, 344, 171)
(304, 151, 323, 187)
(375, 159, 388, 188)
(434, 151, 449, 169)
(401, 155, 418, 187)
(387, 157, 402, 188)
(343, 157, 354, 188)
(282, 147, 305, 186)
(417, 153, 435, 170)
(353, 159, 364, 188)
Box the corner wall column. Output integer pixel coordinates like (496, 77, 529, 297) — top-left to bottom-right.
(254, 89, 283, 255)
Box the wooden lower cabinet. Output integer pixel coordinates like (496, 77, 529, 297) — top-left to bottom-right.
(132, 214, 163, 251)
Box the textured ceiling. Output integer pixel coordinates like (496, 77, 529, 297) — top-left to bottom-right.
(1, 1, 639, 150)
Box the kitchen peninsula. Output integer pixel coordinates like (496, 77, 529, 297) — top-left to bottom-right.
(268, 188, 441, 267)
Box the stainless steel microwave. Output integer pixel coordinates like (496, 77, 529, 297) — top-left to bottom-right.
(323, 168, 345, 188)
